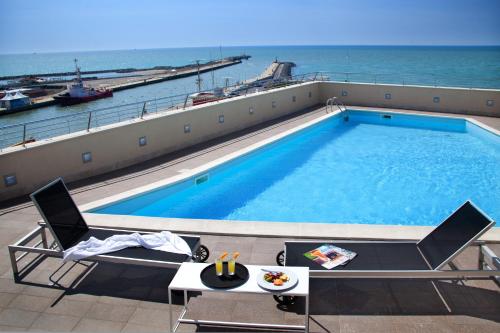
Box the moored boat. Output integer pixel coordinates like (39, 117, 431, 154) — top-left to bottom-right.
(54, 59, 112, 106)
(189, 87, 225, 106)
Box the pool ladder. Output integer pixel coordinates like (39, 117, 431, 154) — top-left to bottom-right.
(326, 97, 346, 113)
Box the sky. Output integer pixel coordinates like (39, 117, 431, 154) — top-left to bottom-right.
(1, 0, 499, 54)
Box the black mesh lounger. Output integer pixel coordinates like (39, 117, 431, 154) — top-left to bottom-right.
(279, 201, 499, 280)
(8, 178, 209, 280)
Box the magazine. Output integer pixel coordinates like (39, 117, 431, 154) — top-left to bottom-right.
(304, 244, 357, 269)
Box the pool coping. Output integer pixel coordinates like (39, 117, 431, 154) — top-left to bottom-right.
(79, 108, 500, 242)
(367, 107, 500, 136)
(81, 212, 500, 242)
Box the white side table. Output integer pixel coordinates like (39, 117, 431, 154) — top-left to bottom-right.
(168, 262, 309, 332)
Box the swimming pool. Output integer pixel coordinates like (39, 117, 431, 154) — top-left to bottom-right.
(91, 110, 499, 226)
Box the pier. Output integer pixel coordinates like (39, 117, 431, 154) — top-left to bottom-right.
(244, 60, 295, 83)
(0, 55, 250, 115)
(0, 55, 251, 81)
(90, 57, 245, 92)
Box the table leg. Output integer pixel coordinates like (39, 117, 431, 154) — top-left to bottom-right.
(168, 288, 173, 333)
(305, 294, 309, 333)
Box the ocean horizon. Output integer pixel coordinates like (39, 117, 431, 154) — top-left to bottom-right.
(1, 45, 500, 81)
(1, 45, 499, 127)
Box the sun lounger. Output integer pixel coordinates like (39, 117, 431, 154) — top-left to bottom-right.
(8, 178, 209, 280)
(277, 201, 499, 280)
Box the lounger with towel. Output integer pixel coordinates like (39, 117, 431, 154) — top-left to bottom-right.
(9, 178, 209, 281)
(277, 201, 499, 279)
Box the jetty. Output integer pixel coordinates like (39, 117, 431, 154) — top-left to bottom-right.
(87, 57, 246, 92)
(0, 55, 251, 82)
(0, 55, 250, 115)
(226, 60, 296, 96)
(244, 60, 295, 83)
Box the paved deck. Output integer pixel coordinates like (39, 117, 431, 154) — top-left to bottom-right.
(0, 105, 499, 332)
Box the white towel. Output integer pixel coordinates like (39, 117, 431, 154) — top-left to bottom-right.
(63, 231, 192, 262)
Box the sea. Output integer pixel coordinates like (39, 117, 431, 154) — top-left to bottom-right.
(0, 45, 499, 128)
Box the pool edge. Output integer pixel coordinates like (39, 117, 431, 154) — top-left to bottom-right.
(79, 108, 342, 212)
(82, 212, 500, 242)
(78, 108, 499, 239)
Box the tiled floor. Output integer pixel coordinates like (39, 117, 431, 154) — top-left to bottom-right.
(0, 105, 499, 332)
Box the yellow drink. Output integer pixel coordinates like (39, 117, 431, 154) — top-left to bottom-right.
(215, 258, 223, 276)
(228, 259, 236, 275)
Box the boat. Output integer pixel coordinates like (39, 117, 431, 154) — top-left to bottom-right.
(188, 61, 226, 106)
(189, 87, 225, 106)
(53, 59, 112, 106)
(19, 76, 46, 85)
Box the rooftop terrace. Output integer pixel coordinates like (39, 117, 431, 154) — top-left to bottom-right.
(0, 103, 499, 332)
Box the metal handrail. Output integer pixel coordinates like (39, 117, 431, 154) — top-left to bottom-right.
(336, 98, 346, 112)
(0, 72, 320, 131)
(333, 71, 499, 88)
(325, 98, 332, 113)
(326, 97, 346, 113)
(3, 70, 497, 133)
(1, 69, 499, 150)
(0, 92, 189, 131)
(0, 73, 321, 150)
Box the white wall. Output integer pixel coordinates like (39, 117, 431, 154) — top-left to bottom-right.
(1, 81, 498, 201)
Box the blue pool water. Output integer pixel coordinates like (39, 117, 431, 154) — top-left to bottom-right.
(92, 111, 500, 226)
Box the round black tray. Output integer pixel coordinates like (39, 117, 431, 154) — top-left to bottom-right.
(200, 262, 249, 289)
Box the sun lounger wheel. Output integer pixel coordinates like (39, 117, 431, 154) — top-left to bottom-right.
(273, 295, 297, 305)
(276, 250, 285, 266)
(194, 245, 210, 262)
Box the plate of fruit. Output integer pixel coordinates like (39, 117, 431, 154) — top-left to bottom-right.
(257, 268, 298, 291)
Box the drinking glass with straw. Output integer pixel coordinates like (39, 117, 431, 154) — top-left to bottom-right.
(215, 252, 227, 276)
(228, 252, 239, 276)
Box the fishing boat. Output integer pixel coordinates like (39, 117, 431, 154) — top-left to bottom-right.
(54, 59, 112, 106)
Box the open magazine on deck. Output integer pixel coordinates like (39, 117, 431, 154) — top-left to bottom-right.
(304, 244, 357, 269)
